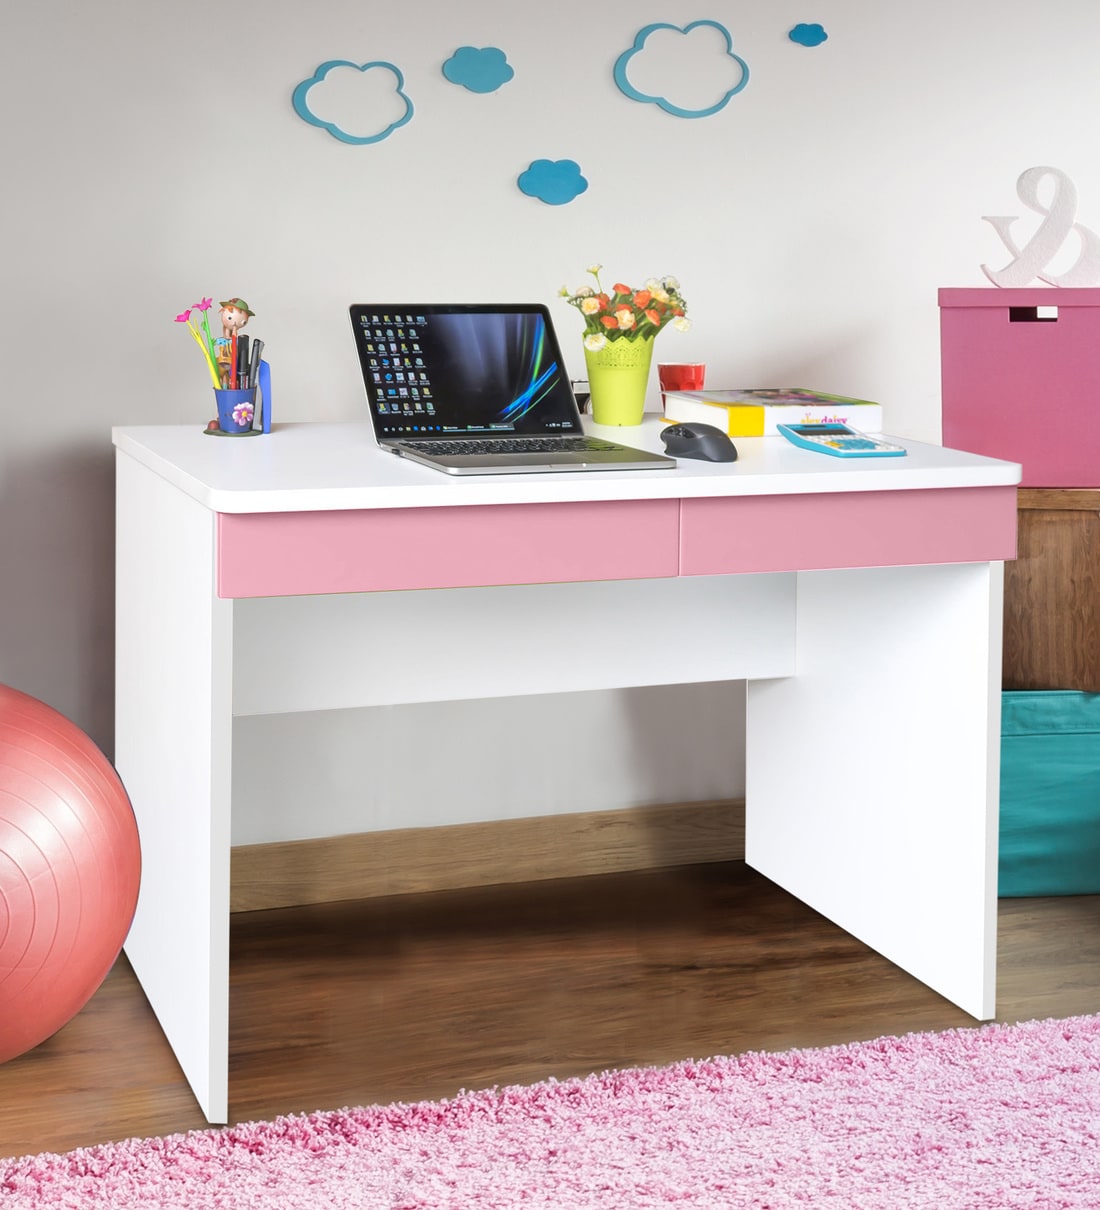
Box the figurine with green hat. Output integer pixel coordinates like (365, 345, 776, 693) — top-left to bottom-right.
(219, 297, 254, 339)
(214, 297, 254, 387)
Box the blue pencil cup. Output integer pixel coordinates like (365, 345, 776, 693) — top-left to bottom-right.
(208, 362, 271, 435)
(213, 387, 256, 434)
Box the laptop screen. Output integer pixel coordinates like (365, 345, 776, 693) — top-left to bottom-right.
(350, 303, 583, 439)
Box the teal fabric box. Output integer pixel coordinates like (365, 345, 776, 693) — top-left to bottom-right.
(1000, 690, 1100, 896)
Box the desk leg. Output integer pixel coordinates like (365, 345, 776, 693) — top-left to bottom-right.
(115, 454, 233, 1122)
(745, 562, 1002, 1020)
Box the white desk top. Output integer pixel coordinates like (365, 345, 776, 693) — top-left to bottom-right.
(112, 419, 1021, 514)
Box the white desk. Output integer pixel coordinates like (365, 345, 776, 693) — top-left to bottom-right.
(113, 419, 1019, 1123)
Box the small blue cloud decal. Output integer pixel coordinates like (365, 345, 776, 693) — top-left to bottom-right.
(517, 159, 588, 206)
(292, 59, 414, 145)
(789, 23, 828, 47)
(443, 46, 514, 93)
(614, 21, 749, 119)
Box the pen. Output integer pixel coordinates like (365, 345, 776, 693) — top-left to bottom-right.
(230, 332, 238, 389)
(248, 339, 265, 388)
(237, 335, 249, 390)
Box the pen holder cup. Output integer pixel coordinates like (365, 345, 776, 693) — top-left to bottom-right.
(214, 387, 258, 434)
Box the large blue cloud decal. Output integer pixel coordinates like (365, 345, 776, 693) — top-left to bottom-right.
(614, 21, 749, 119)
(443, 46, 514, 93)
(293, 60, 414, 145)
(517, 159, 588, 206)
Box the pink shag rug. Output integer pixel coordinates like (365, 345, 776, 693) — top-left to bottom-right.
(5, 1014, 1100, 1208)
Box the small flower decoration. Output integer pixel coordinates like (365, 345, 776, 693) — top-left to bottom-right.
(232, 401, 255, 427)
(560, 266, 689, 343)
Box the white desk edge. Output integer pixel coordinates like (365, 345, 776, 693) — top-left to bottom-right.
(111, 420, 1021, 513)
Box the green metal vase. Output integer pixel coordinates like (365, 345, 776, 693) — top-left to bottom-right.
(583, 336, 655, 426)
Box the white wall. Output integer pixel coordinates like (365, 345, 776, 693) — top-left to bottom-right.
(3, 2, 1096, 822)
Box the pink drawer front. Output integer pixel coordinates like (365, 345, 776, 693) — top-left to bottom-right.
(217, 498, 680, 598)
(680, 487, 1018, 576)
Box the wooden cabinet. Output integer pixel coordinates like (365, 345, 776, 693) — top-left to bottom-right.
(1003, 489, 1100, 691)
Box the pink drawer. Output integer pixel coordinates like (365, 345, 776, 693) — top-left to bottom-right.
(217, 498, 679, 598)
(680, 487, 1018, 576)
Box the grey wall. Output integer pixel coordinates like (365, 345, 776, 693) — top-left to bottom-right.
(3, 2, 1093, 817)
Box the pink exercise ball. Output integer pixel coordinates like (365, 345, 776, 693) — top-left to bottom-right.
(0, 684, 141, 1063)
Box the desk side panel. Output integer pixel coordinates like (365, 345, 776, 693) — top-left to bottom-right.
(116, 453, 232, 1123)
(746, 561, 1002, 1019)
(680, 486, 1017, 575)
(217, 499, 679, 598)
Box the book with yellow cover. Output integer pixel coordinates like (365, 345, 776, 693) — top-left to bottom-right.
(662, 388, 884, 437)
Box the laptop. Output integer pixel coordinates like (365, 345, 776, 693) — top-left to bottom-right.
(349, 302, 676, 475)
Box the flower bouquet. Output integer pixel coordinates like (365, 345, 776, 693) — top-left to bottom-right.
(560, 265, 689, 352)
(560, 265, 689, 425)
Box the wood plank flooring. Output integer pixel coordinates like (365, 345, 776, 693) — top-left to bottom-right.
(1, 861, 1099, 1162)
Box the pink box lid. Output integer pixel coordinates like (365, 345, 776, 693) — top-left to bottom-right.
(939, 287, 1100, 307)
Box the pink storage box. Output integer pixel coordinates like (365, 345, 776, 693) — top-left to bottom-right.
(939, 287, 1100, 487)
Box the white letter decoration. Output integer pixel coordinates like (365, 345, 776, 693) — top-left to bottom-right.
(982, 166, 1100, 287)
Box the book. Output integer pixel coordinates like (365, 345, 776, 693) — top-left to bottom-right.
(662, 388, 884, 437)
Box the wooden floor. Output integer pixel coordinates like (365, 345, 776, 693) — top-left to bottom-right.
(2, 860, 1100, 1162)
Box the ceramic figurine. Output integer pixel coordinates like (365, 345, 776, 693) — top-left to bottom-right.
(219, 297, 255, 338)
(215, 298, 255, 386)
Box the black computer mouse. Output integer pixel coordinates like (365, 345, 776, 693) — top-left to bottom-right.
(660, 422, 738, 462)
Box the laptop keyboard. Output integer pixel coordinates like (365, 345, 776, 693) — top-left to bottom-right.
(404, 437, 621, 455)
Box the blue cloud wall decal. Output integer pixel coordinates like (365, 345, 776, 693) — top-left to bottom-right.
(613, 21, 749, 119)
(293, 60, 414, 144)
(517, 160, 588, 205)
(443, 46, 514, 93)
(789, 23, 829, 47)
